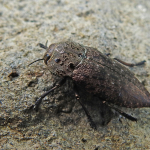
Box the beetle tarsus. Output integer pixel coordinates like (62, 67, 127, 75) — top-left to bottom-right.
(106, 103, 137, 121)
(135, 60, 146, 66)
(105, 53, 111, 56)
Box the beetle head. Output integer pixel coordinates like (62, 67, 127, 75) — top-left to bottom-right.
(43, 41, 87, 77)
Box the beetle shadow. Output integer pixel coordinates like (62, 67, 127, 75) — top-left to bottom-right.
(73, 93, 116, 129)
(22, 80, 118, 130)
(52, 90, 118, 130)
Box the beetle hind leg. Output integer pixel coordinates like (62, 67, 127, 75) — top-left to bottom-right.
(105, 53, 146, 67)
(114, 58, 146, 67)
(106, 103, 137, 121)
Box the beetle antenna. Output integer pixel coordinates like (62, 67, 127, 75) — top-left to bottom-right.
(28, 58, 44, 66)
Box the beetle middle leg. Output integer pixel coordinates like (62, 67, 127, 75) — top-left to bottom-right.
(73, 84, 97, 129)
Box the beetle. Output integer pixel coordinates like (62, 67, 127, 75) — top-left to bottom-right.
(29, 40, 149, 129)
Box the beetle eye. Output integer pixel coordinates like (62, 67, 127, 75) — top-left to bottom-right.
(44, 54, 51, 65)
(55, 58, 61, 63)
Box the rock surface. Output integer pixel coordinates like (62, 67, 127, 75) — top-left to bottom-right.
(1, 0, 150, 149)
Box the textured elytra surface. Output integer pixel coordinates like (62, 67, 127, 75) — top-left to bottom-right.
(72, 45, 150, 108)
(1, 0, 150, 149)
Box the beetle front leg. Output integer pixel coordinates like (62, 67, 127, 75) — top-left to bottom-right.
(73, 84, 97, 130)
(32, 77, 67, 111)
(37, 40, 48, 49)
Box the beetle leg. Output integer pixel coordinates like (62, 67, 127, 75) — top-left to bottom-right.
(105, 53, 145, 67)
(32, 77, 67, 111)
(73, 84, 97, 130)
(37, 42, 48, 49)
(114, 58, 146, 67)
(106, 53, 146, 67)
(106, 103, 137, 121)
(105, 53, 111, 56)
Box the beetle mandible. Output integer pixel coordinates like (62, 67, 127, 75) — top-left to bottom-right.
(29, 40, 149, 129)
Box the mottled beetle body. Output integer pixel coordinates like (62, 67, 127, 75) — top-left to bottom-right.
(43, 41, 150, 108)
(30, 40, 150, 128)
